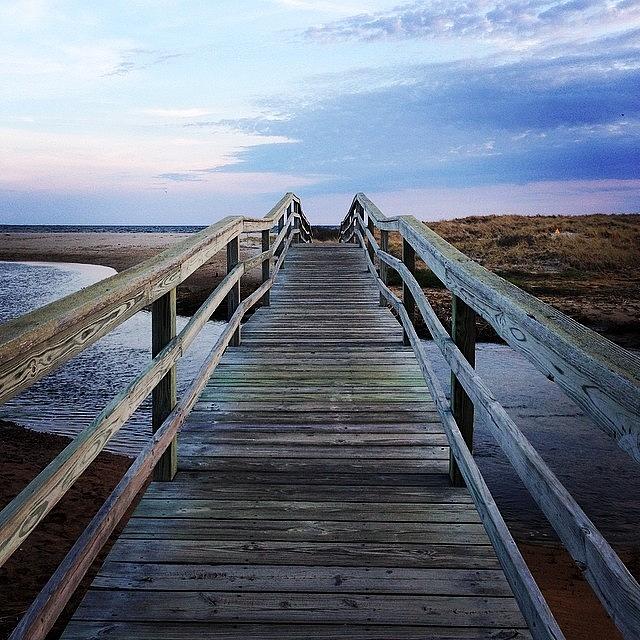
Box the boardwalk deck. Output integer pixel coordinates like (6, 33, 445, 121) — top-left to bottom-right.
(62, 243, 531, 639)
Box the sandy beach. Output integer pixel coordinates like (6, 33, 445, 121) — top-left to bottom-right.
(0, 231, 264, 318)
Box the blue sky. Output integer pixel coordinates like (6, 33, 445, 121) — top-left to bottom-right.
(1, 0, 639, 224)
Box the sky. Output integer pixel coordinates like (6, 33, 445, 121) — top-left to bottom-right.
(1, 0, 639, 224)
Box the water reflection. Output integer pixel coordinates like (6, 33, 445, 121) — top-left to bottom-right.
(0, 261, 223, 456)
(423, 341, 640, 545)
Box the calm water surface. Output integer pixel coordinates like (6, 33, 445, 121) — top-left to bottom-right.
(0, 261, 223, 455)
(423, 341, 640, 545)
(0, 260, 637, 544)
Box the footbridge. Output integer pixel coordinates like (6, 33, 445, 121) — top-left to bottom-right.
(0, 193, 639, 639)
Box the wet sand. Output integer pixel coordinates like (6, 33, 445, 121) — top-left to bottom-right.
(0, 420, 135, 639)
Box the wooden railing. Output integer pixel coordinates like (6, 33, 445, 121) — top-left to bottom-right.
(340, 193, 640, 640)
(0, 193, 312, 640)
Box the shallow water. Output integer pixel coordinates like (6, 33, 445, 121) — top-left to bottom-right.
(423, 341, 640, 545)
(0, 261, 224, 455)
(0, 260, 637, 544)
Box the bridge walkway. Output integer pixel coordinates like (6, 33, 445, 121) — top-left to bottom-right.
(62, 242, 530, 639)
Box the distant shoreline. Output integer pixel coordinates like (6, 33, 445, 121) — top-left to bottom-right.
(0, 230, 263, 318)
(1, 216, 638, 347)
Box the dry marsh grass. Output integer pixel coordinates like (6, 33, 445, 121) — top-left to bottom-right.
(427, 213, 640, 275)
(382, 213, 640, 347)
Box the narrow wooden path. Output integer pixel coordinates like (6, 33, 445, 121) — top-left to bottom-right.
(63, 243, 530, 639)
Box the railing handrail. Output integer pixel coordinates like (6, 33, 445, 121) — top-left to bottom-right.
(342, 193, 640, 464)
(0, 193, 311, 640)
(0, 192, 311, 407)
(341, 195, 640, 640)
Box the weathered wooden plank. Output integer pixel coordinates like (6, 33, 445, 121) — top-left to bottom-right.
(177, 443, 448, 459)
(178, 457, 449, 474)
(175, 432, 448, 445)
(185, 411, 441, 424)
(93, 563, 512, 595)
(131, 499, 481, 522)
(72, 591, 525, 626)
(144, 480, 474, 501)
(120, 519, 489, 544)
(181, 421, 444, 432)
(147, 470, 459, 489)
(62, 622, 533, 639)
(107, 539, 502, 568)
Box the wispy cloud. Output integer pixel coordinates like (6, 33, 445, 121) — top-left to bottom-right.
(156, 172, 204, 182)
(103, 49, 186, 77)
(305, 0, 640, 47)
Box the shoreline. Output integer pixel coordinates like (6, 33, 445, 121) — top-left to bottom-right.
(0, 231, 264, 318)
(0, 227, 637, 347)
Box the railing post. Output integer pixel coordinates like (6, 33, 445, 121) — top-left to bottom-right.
(152, 289, 177, 481)
(367, 215, 375, 265)
(294, 208, 300, 244)
(379, 229, 389, 306)
(402, 238, 416, 346)
(227, 235, 241, 346)
(449, 294, 477, 487)
(262, 227, 271, 306)
(278, 213, 286, 269)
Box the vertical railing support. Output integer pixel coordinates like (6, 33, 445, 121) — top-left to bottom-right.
(402, 238, 416, 346)
(278, 213, 286, 269)
(379, 229, 389, 306)
(449, 294, 477, 487)
(227, 235, 241, 346)
(294, 207, 300, 244)
(262, 227, 271, 306)
(152, 288, 177, 481)
(366, 215, 376, 266)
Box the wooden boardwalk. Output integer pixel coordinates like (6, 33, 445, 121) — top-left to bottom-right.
(62, 243, 530, 639)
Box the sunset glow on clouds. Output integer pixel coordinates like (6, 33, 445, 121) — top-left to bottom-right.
(1, 0, 639, 223)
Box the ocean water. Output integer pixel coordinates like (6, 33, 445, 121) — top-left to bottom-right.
(0, 224, 206, 234)
(0, 261, 224, 455)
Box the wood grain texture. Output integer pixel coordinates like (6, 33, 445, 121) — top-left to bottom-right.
(61, 242, 530, 640)
(347, 194, 640, 464)
(4, 195, 311, 639)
